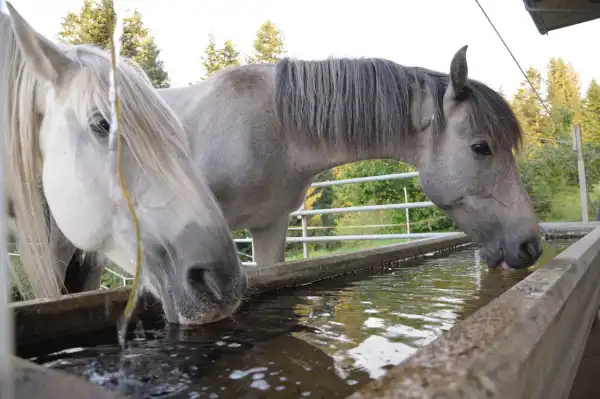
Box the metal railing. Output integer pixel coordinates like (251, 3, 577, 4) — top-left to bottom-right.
(233, 171, 450, 266)
(11, 171, 450, 288)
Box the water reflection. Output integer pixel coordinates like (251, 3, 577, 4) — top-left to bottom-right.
(29, 239, 574, 398)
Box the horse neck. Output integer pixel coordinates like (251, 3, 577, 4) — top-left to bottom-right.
(288, 134, 422, 178)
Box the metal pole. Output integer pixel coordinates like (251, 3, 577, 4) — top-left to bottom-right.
(301, 215, 309, 258)
(297, 203, 309, 258)
(403, 187, 410, 234)
(0, 3, 14, 397)
(572, 124, 589, 222)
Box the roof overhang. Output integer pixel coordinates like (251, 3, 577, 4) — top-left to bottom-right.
(524, 0, 600, 34)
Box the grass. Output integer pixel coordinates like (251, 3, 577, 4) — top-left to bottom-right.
(284, 238, 411, 261)
(541, 188, 600, 222)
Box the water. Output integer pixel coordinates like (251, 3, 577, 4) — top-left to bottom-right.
(24, 239, 575, 399)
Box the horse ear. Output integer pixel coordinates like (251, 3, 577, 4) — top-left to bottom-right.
(6, 2, 71, 85)
(446, 45, 469, 100)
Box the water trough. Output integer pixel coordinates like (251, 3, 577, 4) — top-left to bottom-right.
(10, 221, 600, 398)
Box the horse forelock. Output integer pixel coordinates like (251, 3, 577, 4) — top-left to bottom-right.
(57, 45, 228, 238)
(274, 57, 522, 153)
(61, 45, 222, 214)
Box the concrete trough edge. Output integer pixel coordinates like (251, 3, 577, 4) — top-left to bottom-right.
(12, 233, 470, 347)
(13, 355, 127, 399)
(348, 227, 600, 399)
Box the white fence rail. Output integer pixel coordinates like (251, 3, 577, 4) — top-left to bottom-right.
(233, 171, 446, 265)
(11, 171, 446, 289)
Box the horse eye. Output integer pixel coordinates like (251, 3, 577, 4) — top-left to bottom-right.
(470, 141, 492, 156)
(89, 118, 110, 138)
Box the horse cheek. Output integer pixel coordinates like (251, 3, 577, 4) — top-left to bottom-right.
(42, 158, 111, 251)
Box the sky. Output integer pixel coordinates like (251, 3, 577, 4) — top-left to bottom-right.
(5, 0, 600, 97)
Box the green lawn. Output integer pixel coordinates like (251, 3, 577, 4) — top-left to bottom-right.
(284, 238, 412, 261)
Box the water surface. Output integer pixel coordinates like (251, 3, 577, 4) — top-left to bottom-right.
(27, 239, 575, 398)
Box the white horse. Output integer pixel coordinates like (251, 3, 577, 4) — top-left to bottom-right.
(12, 26, 543, 294)
(1, 3, 246, 324)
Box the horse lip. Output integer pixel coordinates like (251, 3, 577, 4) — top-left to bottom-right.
(486, 249, 506, 269)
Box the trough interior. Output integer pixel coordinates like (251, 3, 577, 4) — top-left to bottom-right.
(15, 238, 577, 399)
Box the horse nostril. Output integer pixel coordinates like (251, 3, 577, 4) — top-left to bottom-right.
(186, 265, 223, 302)
(527, 242, 538, 258)
(519, 239, 542, 264)
(187, 265, 205, 286)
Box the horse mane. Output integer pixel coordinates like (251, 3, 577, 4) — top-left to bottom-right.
(0, 11, 226, 299)
(274, 57, 522, 152)
(0, 11, 56, 298)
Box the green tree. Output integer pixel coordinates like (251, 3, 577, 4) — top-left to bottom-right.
(331, 161, 456, 234)
(510, 67, 551, 151)
(220, 40, 241, 69)
(582, 79, 600, 143)
(546, 57, 582, 136)
(201, 35, 241, 79)
(58, 0, 113, 48)
(201, 33, 222, 79)
(57, 0, 170, 88)
(246, 20, 286, 64)
(136, 38, 170, 88)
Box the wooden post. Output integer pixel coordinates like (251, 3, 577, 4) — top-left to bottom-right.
(572, 124, 589, 222)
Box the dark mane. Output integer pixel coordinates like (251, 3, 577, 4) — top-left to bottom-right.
(274, 57, 521, 152)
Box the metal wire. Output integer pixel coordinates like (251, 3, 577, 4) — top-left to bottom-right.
(103, 0, 143, 340)
(472, 0, 557, 129)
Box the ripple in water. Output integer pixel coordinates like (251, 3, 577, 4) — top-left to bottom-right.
(27, 239, 574, 398)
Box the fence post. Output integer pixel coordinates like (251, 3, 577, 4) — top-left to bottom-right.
(301, 215, 309, 259)
(572, 124, 589, 222)
(403, 187, 410, 234)
(0, 0, 14, 392)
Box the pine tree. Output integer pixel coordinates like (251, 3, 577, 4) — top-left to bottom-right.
(136, 38, 171, 88)
(57, 0, 170, 88)
(546, 57, 582, 136)
(510, 67, 551, 150)
(582, 79, 600, 143)
(58, 0, 113, 48)
(201, 34, 222, 79)
(220, 40, 241, 69)
(246, 20, 285, 64)
(201, 35, 241, 79)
